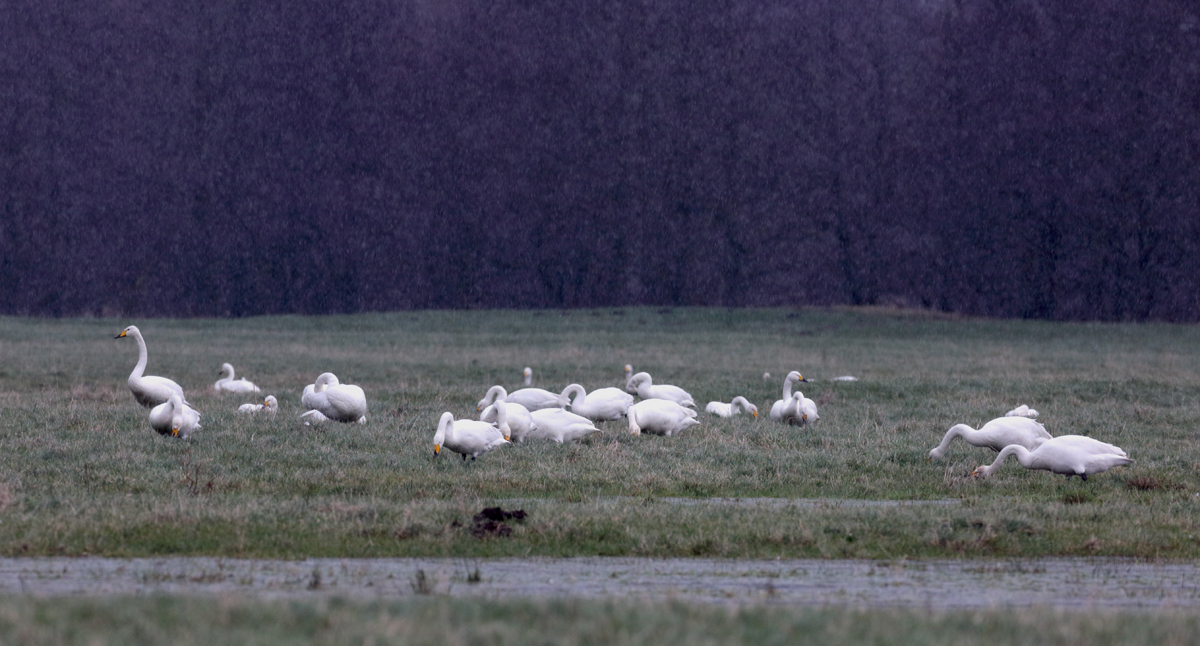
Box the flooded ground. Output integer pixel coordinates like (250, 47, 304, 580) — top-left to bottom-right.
(2, 556, 1197, 610)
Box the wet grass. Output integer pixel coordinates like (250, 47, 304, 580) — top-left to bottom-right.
(1, 307, 1199, 558)
(1, 594, 1198, 646)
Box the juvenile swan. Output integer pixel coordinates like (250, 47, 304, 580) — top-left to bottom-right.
(238, 396, 278, 415)
(116, 325, 187, 408)
(971, 435, 1131, 481)
(705, 396, 758, 419)
(928, 417, 1051, 460)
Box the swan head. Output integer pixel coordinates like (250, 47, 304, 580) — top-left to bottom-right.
(786, 371, 808, 383)
(928, 446, 944, 460)
(115, 325, 138, 339)
(970, 465, 989, 479)
(763, 372, 771, 381)
(219, 363, 234, 376)
(523, 367, 532, 378)
(264, 396, 278, 411)
(434, 412, 454, 457)
(624, 364, 632, 376)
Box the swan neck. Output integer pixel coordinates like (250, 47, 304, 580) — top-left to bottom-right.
(562, 384, 585, 406)
(129, 328, 148, 381)
(985, 445, 1029, 476)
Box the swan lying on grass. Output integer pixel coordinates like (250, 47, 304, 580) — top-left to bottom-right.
(705, 396, 758, 419)
(214, 363, 261, 394)
(149, 394, 200, 439)
(301, 372, 367, 423)
(928, 417, 1051, 460)
(238, 396, 278, 415)
(626, 372, 695, 407)
(527, 408, 601, 443)
(434, 412, 509, 461)
(628, 399, 699, 436)
(971, 435, 1131, 481)
(115, 325, 186, 408)
(1005, 404, 1039, 419)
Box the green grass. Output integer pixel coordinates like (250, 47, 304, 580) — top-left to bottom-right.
(1, 595, 1198, 646)
(1, 307, 1199, 558)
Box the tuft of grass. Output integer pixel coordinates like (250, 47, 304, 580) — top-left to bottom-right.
(0, 307, 1199, 558)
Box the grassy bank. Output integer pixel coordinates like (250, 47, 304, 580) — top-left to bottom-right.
(1, 308, 1198, 558)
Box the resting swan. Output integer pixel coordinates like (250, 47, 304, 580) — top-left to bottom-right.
(560, 384, 633, 422)
(777, 392, 818, 425)
(214, 363, 261, 394)
(238, 395, 278, 415)
(527, 408, 601, 443)
(478, 385, 561, 413)
(628, 399, 699, 436)
(768, 371, 808, 421)
(928, 417, 1051, 460)
(971, 435, 1131, 481)
(1005, 404, 1039, 419)
(116, 325, 187, 408)
(433, 412, 509, 460)
(706, 396, 758, 419)
(301, 372, 368, 423)
(149, 394, 201, 439)
(480, 399, 536, 442)
(625, 372, 695, 407)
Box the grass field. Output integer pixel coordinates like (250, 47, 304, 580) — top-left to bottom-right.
(1, 306, 1199, 560)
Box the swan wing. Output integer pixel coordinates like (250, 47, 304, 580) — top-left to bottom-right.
(324, 384, 368, 422)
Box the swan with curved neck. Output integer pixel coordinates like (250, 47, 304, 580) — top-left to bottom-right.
(149, 394, 201, 439)
(116, 325, 187, 408)
(559, 384, 633, 422)
(433, 411, 509, 460)
(971, 435, 1131, 481)
(478, 385, 561, 413)
(928, 417, 1051, 460)
(768, 371, 808, 421)
(705, 396, 758, 419)
(301, 372, 367, 423)
(214, 363, 261, 394)
(238, 396, 278, 415)
(625, 372, 695, 407)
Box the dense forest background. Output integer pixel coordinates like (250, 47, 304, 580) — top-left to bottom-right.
(1, 0, 1197, 320)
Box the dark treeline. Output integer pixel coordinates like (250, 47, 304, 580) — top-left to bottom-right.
(1, 0, 1197, 320)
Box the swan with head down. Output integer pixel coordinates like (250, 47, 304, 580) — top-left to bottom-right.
(433, 412, 509, 460)
(149, 394, 201, 439)
(478, 385, 561, 413)
(928, 417, 1051, 460)
(705, 396, 758, 419)
(971, 435, 1130, 481)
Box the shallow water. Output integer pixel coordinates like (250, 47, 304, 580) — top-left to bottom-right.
(2, 556, 1198, 610)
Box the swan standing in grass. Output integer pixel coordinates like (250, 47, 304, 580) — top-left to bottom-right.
(527, 408, 601, 443)
(301, 372, 367, 423)
(238, 396, 278, 415)
(149, 394, 201, 439)
(523, 367, 533, 386)
(1005, 404, 1040, 419)
(971, 435, 1131, 481)
(214, 363, 261, 394)
(559, 384, 634, 422)
(628, 399, 700, 436)
(433, 412, 509, 461)
(706, 396, 758, 419)
(478, 385, 561, 413)
(769, 371, 809, 422)
(928, 417, 1052, 460)
(115, 325, 187, 408)
(625, 372, 695, 407)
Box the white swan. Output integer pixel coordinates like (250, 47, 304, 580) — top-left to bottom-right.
(1005, 404, 1039, 419)
(831, 376, 859, 382)
(115, 325, 187, 408)
(971, 435, 1132, 481)
(769, 371, 809, 421)
(301, 372, 368, 423)
(560, 384, 634, 422)
(527, 408, 601, 443)
(214, 363, 261, 394)
(624, 365, 637, 394)
(299, 409, 329, 425)
(433, 412, 509, 460)
(478, 392, 537, 442)
(705, 396, 758, 419)
(238, 396, 278, 415)
(478, 385, 561, 413)
(523, 367, 533, 386)
(625, 372, 695, 407)
(628, 399, 700, 436)
(928, 417, 1052, 460)
(777, 392, 818, 426)
(149, 394, 201, 439)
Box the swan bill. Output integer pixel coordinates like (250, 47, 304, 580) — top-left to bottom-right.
(115, 330, 127, 339)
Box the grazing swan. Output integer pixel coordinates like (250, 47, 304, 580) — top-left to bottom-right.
(777, 392, 818, 426)
(527, 408, 601, 443)
(706, 396, 758, 419)
(628, 399, 700, 436)
(478, 385, 561, 413)
(928, 417, 1052, 460)
(769, 371, 808, 421)
(238, 396, 278, 415)
(480, 399, 537, 442)
(214, 363, 261, 394)
(523, 367, 533, 386)
(971, 435, 1131, 481)
(301, 372, 367, 423)
(560, 384, 634, 422)
(115, 325, 187, 408)
(433, 412, 509, 461)
(1005, 404, 1039, 419)
(626, 372, 695, 407)
(149, 394, 201, 439)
